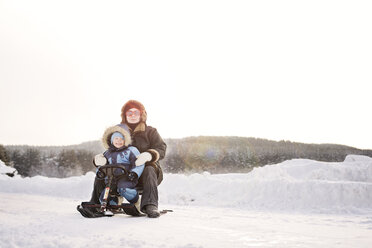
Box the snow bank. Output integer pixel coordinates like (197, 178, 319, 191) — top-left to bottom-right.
(159, 155, 372, 214)
(1, 155, 372, 214)
(0, 160, 17, 174)
(0, 160, 94, 199)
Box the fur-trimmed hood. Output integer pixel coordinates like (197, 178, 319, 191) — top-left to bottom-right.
(101, 125, 132, 150)
(120, 100, 147, 125)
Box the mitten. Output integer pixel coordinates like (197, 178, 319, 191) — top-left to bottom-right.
(128, 172, 138, 182)
(135, 152, 152, 166)
(94, 154, 107, 166)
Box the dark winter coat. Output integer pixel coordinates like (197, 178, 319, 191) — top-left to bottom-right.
(119, 99, 167, 170)
(117, 123, 166, 170)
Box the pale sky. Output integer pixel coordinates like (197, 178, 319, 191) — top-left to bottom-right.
(0, 0, 371, 149)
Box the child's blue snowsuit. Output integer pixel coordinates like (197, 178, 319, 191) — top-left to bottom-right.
(99, 145, 145, 204)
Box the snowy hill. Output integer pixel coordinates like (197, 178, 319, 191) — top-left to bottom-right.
(1, 156, 372, 247)
(2, 155, 371, 214)
(161, 155, 372, 214)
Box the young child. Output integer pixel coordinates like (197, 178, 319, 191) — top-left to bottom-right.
(94, 124, 145, 210)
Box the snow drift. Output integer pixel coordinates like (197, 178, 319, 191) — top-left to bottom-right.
(1, 155, 372, 214)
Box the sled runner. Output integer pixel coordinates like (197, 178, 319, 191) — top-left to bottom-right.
(77, 164, 172, 218)
(77, 202, 172, 218)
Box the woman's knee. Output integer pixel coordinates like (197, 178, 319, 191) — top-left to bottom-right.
(140, 165, 163, 185)
(142, 165, 156, 178)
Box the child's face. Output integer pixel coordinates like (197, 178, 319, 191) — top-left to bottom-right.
(112, 137, 124, 148)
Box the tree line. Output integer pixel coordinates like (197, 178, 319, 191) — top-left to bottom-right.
(162, 137, 372, 173)
(2, 144, 95, 177)
(1, 137, 372, 177)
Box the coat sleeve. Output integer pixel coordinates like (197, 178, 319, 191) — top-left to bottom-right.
(128, 146, 140, 166)
(128, 146, 144, 177)
(147, 127, 167, 163)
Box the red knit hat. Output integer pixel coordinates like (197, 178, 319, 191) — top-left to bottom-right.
(120, 100, 147, 124)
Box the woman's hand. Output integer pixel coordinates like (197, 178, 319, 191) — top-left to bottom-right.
(135, 152, 152, 166)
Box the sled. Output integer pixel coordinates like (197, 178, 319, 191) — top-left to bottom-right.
(77, 202, 172, 218)
(77, 164, 172, 218)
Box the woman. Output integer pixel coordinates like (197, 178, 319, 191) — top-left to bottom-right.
(90, 100, 167, 218)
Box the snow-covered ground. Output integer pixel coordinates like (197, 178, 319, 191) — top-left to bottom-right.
(1, 155, 372, 248)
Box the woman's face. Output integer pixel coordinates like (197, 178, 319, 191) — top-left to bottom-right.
(126, 108, 141, 124)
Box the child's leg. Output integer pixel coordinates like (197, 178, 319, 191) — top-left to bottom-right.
(117, 179, 139, 204)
